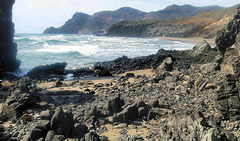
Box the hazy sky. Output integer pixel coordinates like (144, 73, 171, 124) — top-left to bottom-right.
(13, 0, 240, 33)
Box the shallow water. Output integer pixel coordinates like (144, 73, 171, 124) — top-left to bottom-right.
(14, 34, 196, 75)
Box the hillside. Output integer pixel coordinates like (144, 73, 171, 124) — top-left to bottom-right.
(138, 4, 222, 20)
(105, 4, 240, 38)
(43, 7, 146, 35)
(43, 12, 90, 34)
(43, 5, 222, 35)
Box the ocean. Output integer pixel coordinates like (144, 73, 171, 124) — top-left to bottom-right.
(14, 33, 196, 75)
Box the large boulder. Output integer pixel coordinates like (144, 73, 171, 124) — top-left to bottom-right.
(155, 57, 175, 73)
(50, 107, 74, 137)
(27, 62, 67, 79)
(0, 0, 20, 75)
(191, 40, 211, 57)
(92, 65, 111, 76)
(102, 94, 125, 116)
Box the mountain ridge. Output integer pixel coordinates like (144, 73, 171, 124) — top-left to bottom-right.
(43, 5, 223, 35)
(105, 4, 240, 38)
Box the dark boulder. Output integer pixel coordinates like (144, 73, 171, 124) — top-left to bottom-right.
(72, 68, 94, 77)
(112, 100, 148, 123)
(28, 121, 51, 141)
(85, 131, 99, 141)
(29, 127, 47, 141)
(27, 62, 67, 79)
(50, 107, 74, 137)
(126, 73, 135, 77)
(71, 124, 88, 138)
(102, 94, 125, 116)
(92, 65, 111, 76)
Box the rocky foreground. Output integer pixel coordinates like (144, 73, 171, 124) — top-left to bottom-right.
(0, 7, 240, 141)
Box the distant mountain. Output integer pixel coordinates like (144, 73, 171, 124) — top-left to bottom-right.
(79, 7, 146, 34)
(139, 4, 223, 20)
(43, 7, 146, 34)
(43, 12, 90, 34)
(105, 4, 240, 38)
(43, 5, 223, 35)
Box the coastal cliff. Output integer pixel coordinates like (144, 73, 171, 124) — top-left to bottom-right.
(105, 4, 239, 38)
(43, 5, 222, 35)
(43, 12, 90, 34)
(0, 0, 20, 75)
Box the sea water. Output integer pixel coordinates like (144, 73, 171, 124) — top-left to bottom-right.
(14, 33, 196, 75)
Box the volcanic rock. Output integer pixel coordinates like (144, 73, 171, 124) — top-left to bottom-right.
(0, 0, 20, 76)
(50, 107, 74, 137)
(27, 62, 67, 79)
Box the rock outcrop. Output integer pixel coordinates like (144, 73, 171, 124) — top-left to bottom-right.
(27, 62, 67, 79)
(0, 0, 20, 76)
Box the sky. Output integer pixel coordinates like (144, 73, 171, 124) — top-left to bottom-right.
(13, 0, 240, 33)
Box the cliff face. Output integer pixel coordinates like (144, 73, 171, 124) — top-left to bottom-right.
(43, 5, 221, 35)
(0, 0, 20, 74)
(43, 7, 146, 35)
(105, 4, 239, 38)
(43, 12, 90, 34)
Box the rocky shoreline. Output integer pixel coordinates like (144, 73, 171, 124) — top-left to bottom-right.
(0, 11, 240, 141)
(1, 4, 240, 141)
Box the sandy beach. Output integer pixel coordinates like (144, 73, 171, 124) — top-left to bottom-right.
(157, 36, 216, 46)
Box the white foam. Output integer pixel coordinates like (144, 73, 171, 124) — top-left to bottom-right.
(35, 44, 101, 56)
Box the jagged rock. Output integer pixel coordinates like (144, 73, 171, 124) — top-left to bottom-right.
(84, 106, 100, 127)
(0, 78, 38, 121)
(27, 62, 67, 79)
(85, 131, 99, 141)
(102, 94, 125, 116)
(45, 130, 55, 141)
(215, 74, 240, 121)
(92, 65, 111, 76)
(156, 57, 175, 73)
(0, 0, 20, 75)
(215, 10, 240, 54)
(191, 40, 211, 57)
(113, 100, 148, 123)
(50, 107, 74, 137)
